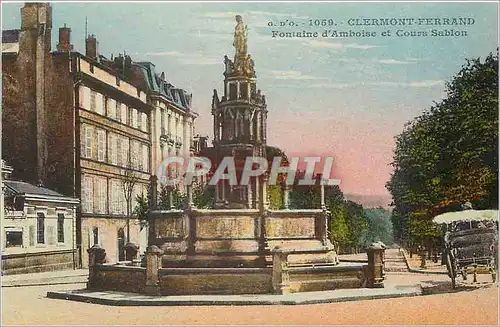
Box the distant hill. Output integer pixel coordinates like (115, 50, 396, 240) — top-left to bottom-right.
(344, 194, 393, 210)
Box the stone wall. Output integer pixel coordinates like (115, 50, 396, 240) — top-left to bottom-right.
(2, 249, 75, 275)
(149, 208, 334, 268)
(159, 268, 273, 295)
(81, 217, 145, 267)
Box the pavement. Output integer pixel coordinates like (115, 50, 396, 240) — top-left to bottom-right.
(46, 284, 423, 306)
(1, 269, 88, 287)
(401, 249, 449, 274)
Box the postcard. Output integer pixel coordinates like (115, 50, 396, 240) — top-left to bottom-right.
(1, 1, 498, 325)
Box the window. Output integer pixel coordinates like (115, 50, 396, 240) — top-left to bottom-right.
(142, 144, 149, 172)
(5, 230, 23, 247)
(37, 213, 45, 244)
(108, 133, 117, 164)
(137, 141, 143, 170)
(115, 101, 122, 122)
(111, 180, 119, 214)
(83, 175, 94, 213)
(99, 94, 108, 116)
(160, 109, 165, 133)
(79, 86, 91, 109)
(131, 140, 140, 169)
(97, 178, 108, 214)
(97, 129, 106, 162)
(130, 108, 138, 128)
(116, 137, 122, 166)
(108, 98, 116, 119)
(90, 90, 96, 111)
(229, 83, 237, 100)
(122, 137, 129, 167)
(92, 227, 99, 246)
(85, 125, 93, 158)
(117, 228, 125, 261)
(141, 112, 148, 132)
(137, 111, 142, 130)
(95, 92, 104, 115)
(121, 104, 127, 124)
(57, 214, 65, 243)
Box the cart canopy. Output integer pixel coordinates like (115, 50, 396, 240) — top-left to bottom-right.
(432, 209, 499, 225)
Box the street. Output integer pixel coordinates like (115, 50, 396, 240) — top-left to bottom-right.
(2, 271, 498, 326)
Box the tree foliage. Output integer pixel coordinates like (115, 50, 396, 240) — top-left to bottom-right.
(289, 180, 370, 254)
(364, 207, 394, 246)
(387, 53, 498, 246)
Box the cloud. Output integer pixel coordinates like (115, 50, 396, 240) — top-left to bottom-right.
(203, 12, 240, 18)
(302, 80, 445, 89)
(145, 51, 182, 57)
(143, 51, 220, 66)
(407, 80, 444, 87)
(379, 59, 413, 65)
(307, 83, 357, 89)
(268, 70, 328, 80)
(246, 10, 309, 19)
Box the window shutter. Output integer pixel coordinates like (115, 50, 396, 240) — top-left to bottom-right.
(80, 124, 86, 157)
(121, 104, 127, 124)
(108, 99, 116, 119)
(85, 126, 93, 158)
(97, 130, 105, 161)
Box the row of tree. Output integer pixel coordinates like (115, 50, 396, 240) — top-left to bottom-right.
(386, 52, 498, 249)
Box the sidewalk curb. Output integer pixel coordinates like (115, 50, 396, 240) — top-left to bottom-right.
(2, 280, 87, 288)
(2, 274, 88, 288)
(46, 285, 423, 306)
(401, 250, 448, 275)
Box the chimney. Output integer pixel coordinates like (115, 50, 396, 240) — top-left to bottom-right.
(85, 34, 98, 59)
(57, 24, 73, 52)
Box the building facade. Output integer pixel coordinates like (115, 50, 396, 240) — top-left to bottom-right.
(1, 3, 197, 268)
(2, 160, 80, 275)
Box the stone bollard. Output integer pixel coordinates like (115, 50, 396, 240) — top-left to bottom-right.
(272, 246, 291, 295)
(144, 245, 163, 295)
(87, 244, 107, 290)
(366, 243, 385, 288)
(124, 243, 139, 261)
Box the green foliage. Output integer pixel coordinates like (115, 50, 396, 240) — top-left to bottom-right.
(364, 207, 394, 245)
(268, 185, 284, 210)
(158, 185, 186, 210)
(133, 192, 149, 222)
(387, 53, 498, 246)
(290, 183, 370, 253)
(192, 182, 215, 209)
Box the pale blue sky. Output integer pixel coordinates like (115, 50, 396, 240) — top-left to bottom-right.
(2, 2, 498, 196)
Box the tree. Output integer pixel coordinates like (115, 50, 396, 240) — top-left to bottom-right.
(122, 160, 141, 243)
(387, 52, 498, 247)
(134, 192, 149, 222)
(364, 207, 394, 246)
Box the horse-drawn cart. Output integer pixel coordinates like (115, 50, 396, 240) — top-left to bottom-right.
(433, 209, 498, 289)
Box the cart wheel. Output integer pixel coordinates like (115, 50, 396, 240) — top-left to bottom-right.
(446, 252, 457, 289)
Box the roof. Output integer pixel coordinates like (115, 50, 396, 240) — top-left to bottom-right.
(2, 29, 20, 43)
(2, 29, 20, 54)
(134, 61, 194, 112)
(4, 180, 66, 197)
